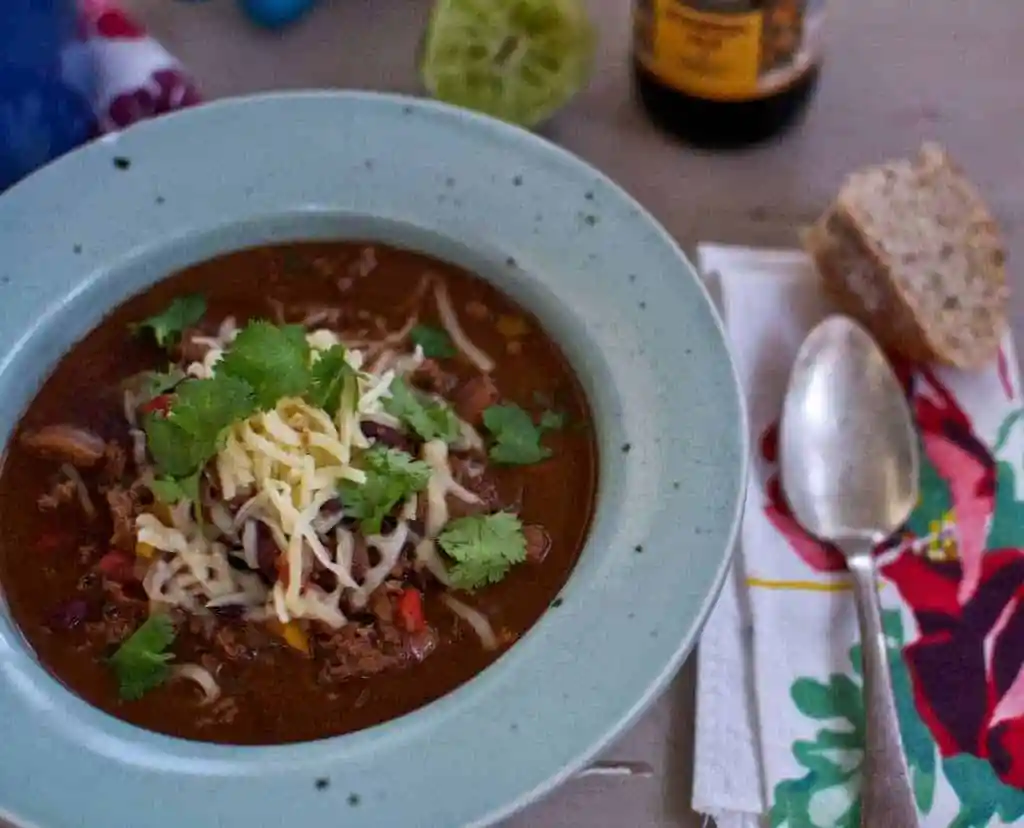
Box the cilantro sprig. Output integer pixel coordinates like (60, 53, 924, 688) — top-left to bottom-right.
(384, 378, 461, 443)
(482, 404, 563, 465)
(438, 512, 528, 590)
(338, 446, 431, 535)
(410, 324, 456, 359)
(108, 614, 176, 701)
(307, 345, 358, 416)
(132, 295, 206, 348)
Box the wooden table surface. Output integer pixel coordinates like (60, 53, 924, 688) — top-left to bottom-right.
(17, 0, 1024, 825)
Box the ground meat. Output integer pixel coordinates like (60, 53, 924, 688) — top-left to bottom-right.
(316, 623, 409, 683)
(38, 478, 78, 511)
(77, 544, 98, 567)
(173, 327, 213, 365)
(188, 614, 217, 640)
(406, 627, 439, 661)
(368, 587, 394, 625)
(101, 441, 127, 483)
(523, 524, 553, 564)
(453, 375, 499, 425)
(360, 421, 416, 454)
(199, 652, 222, 678)
(197, 696, 240, 727)
(315, 595, 432, 685)
(105, 486, 140, 551)
(410, 359, 458, 396)
(214, 625, 252, 661)
(20, 424, 106, 467)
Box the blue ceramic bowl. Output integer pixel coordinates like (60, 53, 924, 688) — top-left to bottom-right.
(0, 0, 98, 191)
(0, 92, 746, 828)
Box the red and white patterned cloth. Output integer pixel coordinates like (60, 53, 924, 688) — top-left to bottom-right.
(79, 0, 202, 132)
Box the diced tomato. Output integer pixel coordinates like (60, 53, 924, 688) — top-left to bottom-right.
(97, 550, 136, 583)
(397, 587, 426, 634)
(139, 394, 173, 416)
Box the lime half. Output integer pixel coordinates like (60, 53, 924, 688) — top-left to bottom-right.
(421, 0, 596, 129)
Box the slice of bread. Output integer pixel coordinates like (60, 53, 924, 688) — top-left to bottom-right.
(805, 143, 1008, 369)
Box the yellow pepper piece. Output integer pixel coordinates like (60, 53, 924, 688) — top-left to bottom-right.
(135, 541, 156, 559)
(269, 620, 310, 656)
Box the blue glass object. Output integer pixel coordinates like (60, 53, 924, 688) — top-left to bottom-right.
(238, 0, 319, 30)
(0, 0, 98, 191)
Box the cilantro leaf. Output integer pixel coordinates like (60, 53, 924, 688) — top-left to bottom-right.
(149, 471, 201, 505)
(143, 415, 205, 478)
(307, 345, 357, 415)
(438, 512, 528, 590)
(384, 378, 461, 443)
(132, 295, 206, 348)
(410, 324, 456, 359)
(483, 404, 558, 465)
(338, 446, 431, 535)
(217, 321, 311, 410)
(169, 376, 256, 439)
(539, 409, 566, 431)
(108, 614, 176, 701)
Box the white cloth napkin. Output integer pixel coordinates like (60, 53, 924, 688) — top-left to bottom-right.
(692, 244, 1024, 828)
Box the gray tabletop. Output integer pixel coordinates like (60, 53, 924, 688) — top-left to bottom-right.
(21, 0, 1024, 825)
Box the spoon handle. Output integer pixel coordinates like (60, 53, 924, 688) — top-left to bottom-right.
(846, 550, 919, 828)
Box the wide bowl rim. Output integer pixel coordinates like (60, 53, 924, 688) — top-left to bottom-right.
(0, 90, 748, 828)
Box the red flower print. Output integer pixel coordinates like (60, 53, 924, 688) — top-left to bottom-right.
(911, 368, 997, 603)
(883, 548, 1024, 789)
(106, 69, 202, 130)
(80, 1, 146, 39)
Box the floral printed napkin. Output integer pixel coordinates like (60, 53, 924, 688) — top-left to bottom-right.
(78, 0, 202, 132)
(692, 244, 1024, 828)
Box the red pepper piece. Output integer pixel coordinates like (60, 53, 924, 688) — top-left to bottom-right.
(140, 394, 173, 416)
(397, 587, 426, 634)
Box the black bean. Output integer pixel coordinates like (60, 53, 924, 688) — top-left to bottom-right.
(49, 598, 88, 630)
(360, 421, 415, 453)
(255, 522, 279, 584)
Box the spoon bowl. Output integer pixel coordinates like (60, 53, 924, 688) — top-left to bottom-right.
(780, 315, 919, 542)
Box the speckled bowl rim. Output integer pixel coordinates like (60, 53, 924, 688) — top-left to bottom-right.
(0, 91, 747, 828)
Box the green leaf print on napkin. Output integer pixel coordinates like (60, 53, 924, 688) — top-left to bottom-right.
(904, 435, 953, 540)
(944, 755, 1024, 828)
(984, 461, 1024, 549)
(769, 610, 936, 828)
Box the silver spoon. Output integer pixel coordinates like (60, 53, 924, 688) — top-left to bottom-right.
(779, 315, 920, 828)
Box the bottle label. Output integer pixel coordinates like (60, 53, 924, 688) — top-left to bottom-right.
(635, 0, 826, 102)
